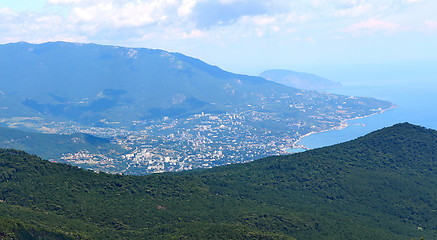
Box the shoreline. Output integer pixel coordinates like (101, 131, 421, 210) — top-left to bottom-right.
(284, 105, 397, 152)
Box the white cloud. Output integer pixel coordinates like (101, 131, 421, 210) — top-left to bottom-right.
(334, 3, 373, 18)
(0, 11, 89, 44)
(1, 1, 406, 43)
(344, 18, 401, 35)
(48, 0, 101, 5)
(245, 15, 276, 26)
(0, 8, 18, 17)
(0, 0, 435, 53)
(71, 3, 112, 23)
(178, 0, 198, 17)
(310, 0, 327, 8)
(70, 1, 179, 28)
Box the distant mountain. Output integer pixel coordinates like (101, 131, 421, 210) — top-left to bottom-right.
(0, 123, 435, 239)
(0, 41, 289, 124)
(1, 42, 382, 128)
(260, 69, 342, 90)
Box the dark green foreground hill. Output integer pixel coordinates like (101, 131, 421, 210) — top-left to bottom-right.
(0, 123, 436, 239)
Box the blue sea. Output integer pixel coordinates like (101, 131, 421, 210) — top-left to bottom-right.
(296, 62, 437, 150)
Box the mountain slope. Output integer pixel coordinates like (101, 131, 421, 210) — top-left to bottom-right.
(1, 123, 435, 239)
(0, 127, 125, 172)
(0, 216, 88, 240)
(0, 41, 389, 127)
(260, 69, 342, 90)
(0, 41, 291, 123)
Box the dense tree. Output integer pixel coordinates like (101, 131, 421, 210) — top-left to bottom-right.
(0, 123, 436, 239)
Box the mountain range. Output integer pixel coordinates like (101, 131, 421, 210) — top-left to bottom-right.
(1, 41, 291, 124)
(0, 123, 435, 239)
(0, 41, 390, 129)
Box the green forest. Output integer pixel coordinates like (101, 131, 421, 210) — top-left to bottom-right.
(0, 123, 436, 239)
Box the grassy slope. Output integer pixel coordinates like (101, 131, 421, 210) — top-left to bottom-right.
(0, 123, 435, 239)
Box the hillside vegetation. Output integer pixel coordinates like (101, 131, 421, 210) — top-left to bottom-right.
(0, 123, 435, 239)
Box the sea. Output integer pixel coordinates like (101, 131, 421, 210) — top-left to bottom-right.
(291, 62, 437, 150)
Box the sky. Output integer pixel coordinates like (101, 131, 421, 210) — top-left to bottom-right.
(1, 0, 436, 75)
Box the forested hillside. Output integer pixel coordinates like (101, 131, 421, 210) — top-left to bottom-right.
(0, 123, 435, 239)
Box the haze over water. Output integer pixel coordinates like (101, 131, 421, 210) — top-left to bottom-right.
(296, 62, 437, 149)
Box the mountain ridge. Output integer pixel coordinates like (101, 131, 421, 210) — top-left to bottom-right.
(0, 41, 390, 125)
(0, 123, 435, 239)
(0, 41, 289, 122)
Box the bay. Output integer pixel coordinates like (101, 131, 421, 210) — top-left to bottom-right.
(297, 63, 437, 149)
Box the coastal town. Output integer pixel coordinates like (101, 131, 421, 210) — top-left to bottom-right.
(57, 104, 391, 174)
(0, 88, 394, 174)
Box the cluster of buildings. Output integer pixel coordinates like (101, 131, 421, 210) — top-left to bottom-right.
(33, 91, 389, 174)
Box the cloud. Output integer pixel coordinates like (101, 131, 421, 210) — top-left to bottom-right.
(5, 0, 412, 41)
(48, 0, 276, 30)
(0, 8, 18, 17)
(190, 0, 268, 29)
(180, 29, 207, 39)
(334, 3, 373, 18)
(48, 0, 101, 5)
(70, 0, 179, 28)
(425, 20, 437, 32)
(238, 15, 278, 37)
(343, 18, 401, 35)
(0, 10, 89, 44)
(178, 0, 198, 17)
(0, 0, 435, 52)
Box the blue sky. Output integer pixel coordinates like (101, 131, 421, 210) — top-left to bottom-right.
(1, 0, 436, 75)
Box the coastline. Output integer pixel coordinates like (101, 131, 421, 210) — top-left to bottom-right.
(284, 105, 397, 153)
